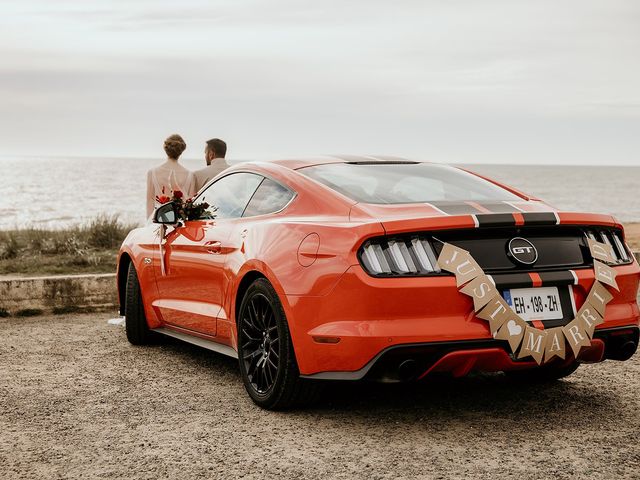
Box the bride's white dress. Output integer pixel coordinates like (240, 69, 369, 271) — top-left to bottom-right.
(146, 163, 196, 218)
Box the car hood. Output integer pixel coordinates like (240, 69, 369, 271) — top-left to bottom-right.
(349, 200, 619, 235)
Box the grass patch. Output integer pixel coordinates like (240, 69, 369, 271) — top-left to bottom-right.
(0, 215, 139, 276)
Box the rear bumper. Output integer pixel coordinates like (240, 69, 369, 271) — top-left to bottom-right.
(300, 326, 639, 381)
(286, 262, 640, 376)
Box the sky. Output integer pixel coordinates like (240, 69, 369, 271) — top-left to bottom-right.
(0, 0, 639, 165)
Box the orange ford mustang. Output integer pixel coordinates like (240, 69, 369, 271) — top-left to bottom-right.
(117, 156, 640, 409)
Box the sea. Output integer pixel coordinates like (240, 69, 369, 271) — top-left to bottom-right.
(1, 156, 639, 229)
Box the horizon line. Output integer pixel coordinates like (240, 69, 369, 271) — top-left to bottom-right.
(0, 153, 638, 168)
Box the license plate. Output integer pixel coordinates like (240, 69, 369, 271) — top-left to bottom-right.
(502, 287, 563, 322)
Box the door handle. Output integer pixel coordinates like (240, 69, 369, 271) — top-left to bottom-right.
(204, 241, 222, 254)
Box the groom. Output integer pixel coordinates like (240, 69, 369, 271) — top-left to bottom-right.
(194, 138, 229, 191)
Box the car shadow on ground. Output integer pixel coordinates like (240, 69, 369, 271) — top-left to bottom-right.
(319, 374, 585, 409)
(154, 337, 624, 426)
(308, 371, 627, 431)
(151, 335, 242, 377)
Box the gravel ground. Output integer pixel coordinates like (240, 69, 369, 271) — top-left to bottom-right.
(1, 313, 640, 480)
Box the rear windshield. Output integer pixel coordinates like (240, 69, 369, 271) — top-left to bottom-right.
(298, 162, 521, 204)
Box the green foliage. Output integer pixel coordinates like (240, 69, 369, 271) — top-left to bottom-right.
(0, 215, 139, 275)
(0, 233, 21, 260)
(87, 214, 134, 249)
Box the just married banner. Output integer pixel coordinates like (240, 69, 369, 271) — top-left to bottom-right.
(437, 239, 618, 364)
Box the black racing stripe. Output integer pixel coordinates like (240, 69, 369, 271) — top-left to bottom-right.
(492, 273, 533, 289)
(475, 202, 521, 214)
(538, 271, 576, 286)
(476, 213, 516, 227)
(429, 202, 482, 215)
(522, 212, 558, 225)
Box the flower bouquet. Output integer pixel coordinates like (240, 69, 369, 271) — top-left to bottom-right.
(156, 188, 216, 223)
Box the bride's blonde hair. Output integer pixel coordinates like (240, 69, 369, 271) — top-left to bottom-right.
(164, 134, 187, 160)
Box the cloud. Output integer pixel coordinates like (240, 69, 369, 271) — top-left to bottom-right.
(0, 0, 638, 164)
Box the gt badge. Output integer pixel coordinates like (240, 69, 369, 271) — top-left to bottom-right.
(508, 237, 538, 265)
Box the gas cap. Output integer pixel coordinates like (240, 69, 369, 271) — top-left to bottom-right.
(297, 233, 320, 267)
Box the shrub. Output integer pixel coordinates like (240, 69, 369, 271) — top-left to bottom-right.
(0, 233, 21, 259)
(86, 215, 133, 249)
(0, 217, 138, 275)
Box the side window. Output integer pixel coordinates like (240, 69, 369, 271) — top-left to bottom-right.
(197, 173, 263, 219)
(243, 178, 295, 217)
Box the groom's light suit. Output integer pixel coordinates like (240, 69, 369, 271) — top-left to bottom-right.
(194, 158, 230, 193)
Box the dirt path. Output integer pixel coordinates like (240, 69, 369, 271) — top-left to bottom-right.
(1, 313, 640, 479)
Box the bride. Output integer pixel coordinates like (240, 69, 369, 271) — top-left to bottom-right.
(146, 134, 197, 218)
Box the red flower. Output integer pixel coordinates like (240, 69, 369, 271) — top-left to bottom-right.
(156, 195, 170, 204)
(173, 190, 184, 199)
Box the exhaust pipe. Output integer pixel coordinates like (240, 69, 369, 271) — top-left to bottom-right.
(398, 359, 418, 381)
(618, 341, 637, 361)
(608, 340, 637, 361)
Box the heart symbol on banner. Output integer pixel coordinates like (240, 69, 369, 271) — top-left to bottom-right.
(507, 320, 522, 336)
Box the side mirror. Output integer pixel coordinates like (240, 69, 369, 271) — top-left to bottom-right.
(153, 202, 178, 224)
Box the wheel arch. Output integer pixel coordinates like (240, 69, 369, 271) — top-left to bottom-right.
(234, 270, 267, 325)
(117, 252, 133, 315)
(230, 261, 306, 369)
(232, 260, 294, 324)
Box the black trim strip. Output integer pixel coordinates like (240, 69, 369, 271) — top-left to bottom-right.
(493, 271, 577, 290)
(538, 271, 576, 286)
(476, 213, 516, 227)
(492, 273, 533, 289)
(522, 212, 558, 225)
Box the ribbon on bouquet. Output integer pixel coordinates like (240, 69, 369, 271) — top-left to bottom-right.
(158, 224, 167, 276)
(437, 238, 620, 365)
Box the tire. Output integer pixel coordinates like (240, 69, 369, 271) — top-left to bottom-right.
(125, 262, 156, 345)
(506, 362, 580, 383)
(237, 278, 321, 410)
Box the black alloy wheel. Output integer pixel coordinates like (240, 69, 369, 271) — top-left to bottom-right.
(237, 278, 320, 409)
(125, 262, 158, 345)
(241, 292, 280, 394)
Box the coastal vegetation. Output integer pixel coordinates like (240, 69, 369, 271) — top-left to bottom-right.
(0, 216, 137, 276)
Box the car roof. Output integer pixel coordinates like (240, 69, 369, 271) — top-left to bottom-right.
(269, 155, 422, 170)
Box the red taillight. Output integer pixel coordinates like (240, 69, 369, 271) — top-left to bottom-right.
(359, 235, 441, 276)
